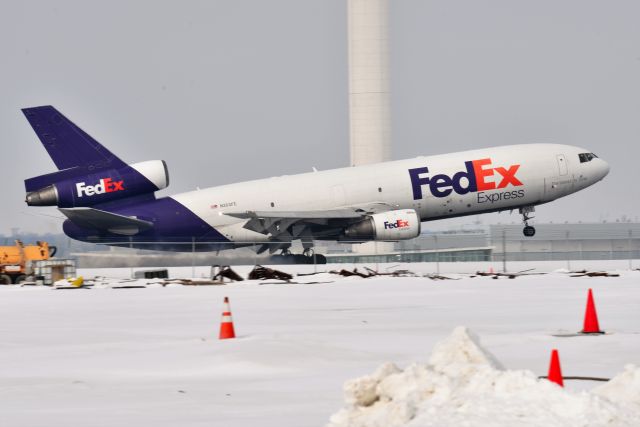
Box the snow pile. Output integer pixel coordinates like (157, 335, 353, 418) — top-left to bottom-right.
(327, 327, 640, 427)
(594, 364, 640, 405)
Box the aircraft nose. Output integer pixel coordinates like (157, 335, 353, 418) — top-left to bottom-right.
(596, 158, 610, 180)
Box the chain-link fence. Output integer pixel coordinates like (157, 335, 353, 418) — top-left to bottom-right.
(6, 223, 639, 272)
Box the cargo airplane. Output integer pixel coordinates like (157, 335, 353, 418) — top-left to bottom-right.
(23, 106, 609, 258)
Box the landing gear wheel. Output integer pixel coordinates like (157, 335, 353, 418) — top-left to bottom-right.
(302, 248, 314, 258)
(519, 206, 536, 238)
(293, 254, 308, 263)
(314, 254, 327, 264)
(280, 249, 292, 256)
(523, 225, 536, 237)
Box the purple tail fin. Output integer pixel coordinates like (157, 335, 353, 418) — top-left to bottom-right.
(22, 106, 126, 171)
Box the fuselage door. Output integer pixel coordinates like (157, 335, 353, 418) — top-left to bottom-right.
(557, 154, 568, 176)
(545, 153, 574, 200)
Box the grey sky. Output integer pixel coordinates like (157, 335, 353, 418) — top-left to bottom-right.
(1, 0, 639, 235)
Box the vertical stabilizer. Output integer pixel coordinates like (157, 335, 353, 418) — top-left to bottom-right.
(22, 106, 126, 170)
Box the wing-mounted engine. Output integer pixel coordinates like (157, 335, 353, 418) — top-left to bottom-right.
(25, 160, 169, 207)
(344, 209, 421, 241)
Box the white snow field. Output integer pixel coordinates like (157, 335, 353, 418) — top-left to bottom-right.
(0, 264, 639, 427)
(328, 327, 640, 427)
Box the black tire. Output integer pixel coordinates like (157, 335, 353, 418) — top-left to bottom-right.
(14, 275, 27, 284)
(294, 254, 327, 264)
(523, 226, 536, 237)
(0, 274, 12, 285)
(269, 254, 294, 264)
(293, 254, 310, 264)
(270, 253, 327, 264)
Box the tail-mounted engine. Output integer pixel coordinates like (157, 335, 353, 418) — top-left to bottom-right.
(25, 160, 169, 207)
(344, 209, 421, 241)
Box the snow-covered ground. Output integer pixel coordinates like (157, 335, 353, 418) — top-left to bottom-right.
(0, 263, 639, 426)
(328, 327, 640, 427)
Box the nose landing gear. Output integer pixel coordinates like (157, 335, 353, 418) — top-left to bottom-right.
(523, 225, 536, 237)
(520, 206, 536, 237)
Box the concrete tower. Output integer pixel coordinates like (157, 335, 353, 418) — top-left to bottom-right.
(348, 0, 392, 166)
(348, 0, 394, 255)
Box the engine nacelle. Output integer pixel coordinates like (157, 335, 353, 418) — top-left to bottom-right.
(25, 160, 169, 207)
(344, 209, 421, 241)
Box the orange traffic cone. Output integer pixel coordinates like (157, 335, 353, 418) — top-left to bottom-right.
(581, 288, 604, 334)
(547, 349, 564, 387)
(219, 296, 236, 340)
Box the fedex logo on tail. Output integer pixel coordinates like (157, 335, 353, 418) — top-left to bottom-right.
(409, 158, 523, 200)
(384, 219, 410, 230)
(76, 178, 125, 197)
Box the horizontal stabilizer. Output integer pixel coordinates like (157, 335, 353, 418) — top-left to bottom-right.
(59, 207, 153, 236)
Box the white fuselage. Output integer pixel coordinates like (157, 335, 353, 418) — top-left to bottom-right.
(171, 143, 609, 243)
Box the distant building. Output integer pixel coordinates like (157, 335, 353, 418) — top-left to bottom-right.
(490, 223, 640, 261)
(325, 230, 492, 264)
(325, 222, 640, 264)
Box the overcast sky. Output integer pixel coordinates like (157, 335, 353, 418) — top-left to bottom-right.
(1, 0, 639, 235)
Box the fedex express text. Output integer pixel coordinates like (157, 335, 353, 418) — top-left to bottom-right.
(408, 158, 525, 204)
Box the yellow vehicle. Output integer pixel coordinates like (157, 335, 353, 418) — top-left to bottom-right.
(0, 240, 57, 284)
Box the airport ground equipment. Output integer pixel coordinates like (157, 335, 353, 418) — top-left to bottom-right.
(29, 259, 76, 285)
(0, 240, 75, 285)
(0, 240, 55, 284)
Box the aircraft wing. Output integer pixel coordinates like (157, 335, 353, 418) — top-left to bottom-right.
(225, 209, 363, 220)
(226, 202, 395, 221)
(59, 207, 154, 236)
(225, 202, 396, 240)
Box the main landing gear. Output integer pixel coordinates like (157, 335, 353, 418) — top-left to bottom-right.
(520, 206, 536, 237)
(270, 247, 327, 264)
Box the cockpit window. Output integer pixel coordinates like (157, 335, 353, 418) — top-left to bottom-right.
(579, 153, 597, 163)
